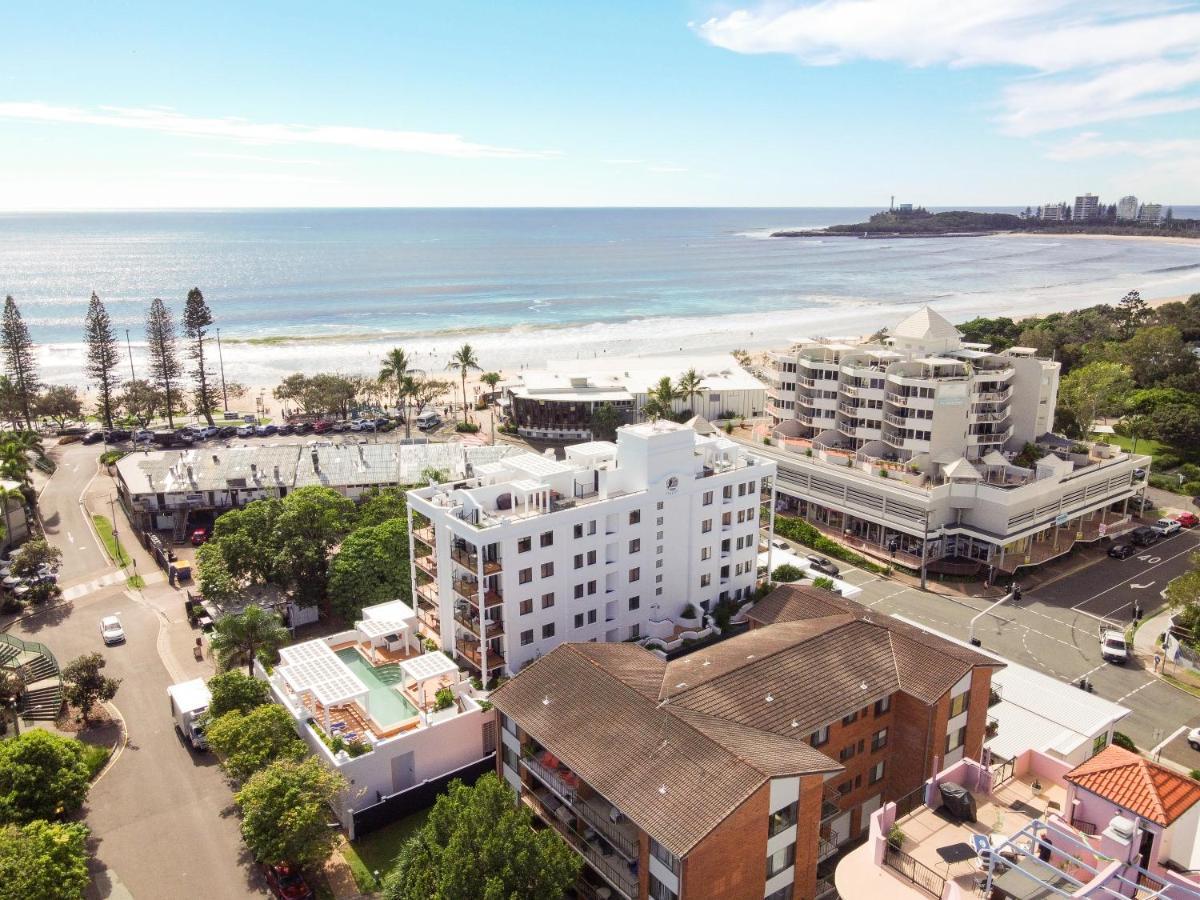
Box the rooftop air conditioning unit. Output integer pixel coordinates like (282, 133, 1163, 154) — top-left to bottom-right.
(1108, 816, 1136, 841)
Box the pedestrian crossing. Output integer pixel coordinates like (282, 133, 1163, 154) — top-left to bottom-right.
(61, 571, 131, 601)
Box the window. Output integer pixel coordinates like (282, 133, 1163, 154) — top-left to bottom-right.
(629, 510, 641, 525)
(629, 567, 640, 582)
(573, 523, 583, 539)
(519, 568, 532, 584)
(723, 485, 733, 500)
(519, 599, 533, 615)
(574, 613, 584, 629)
(842, 711, 858, 726)
(875, 696, 891, 716)
(764, 886, 794, 900)
(520, 629, 533, 646)
(540, 531, 553, 547)
(629, 538, 641, 554)
(540, 562, 554, 578)
(872, 728, 888, 752)
(648, 874, 678, 900)
(700, 546, 711, 561)
(703, 490, 713, 506)
(1091, 733, 1108, 758)
(650, 839, 680, 874)
(574, 554, 584, 569)
(870, 761, 885, 785)
(587, 549, 597, 565)
(946, 725, 967, 753)
(587, 580, 596, 595)
(541, 593, 554, 609)
(837, 780, 852, 796)
(765, 843, 796, 880)
(656, 501, 664, 510)
(629, 596, 640, 611)
(574, 584, 584, 599)
(587, 609, 596, 624)
(738, 482, 746, 496)
(542, 623, 555, 640)
(769, 800, 798, 837)
(700, 574, 711, 587)
(518, 537, 532, 553)
(656, 516, 663, 526)
(721, 512, 732, 526)
(588, 520, 597, 535)
(839, 744, 856, 762)
(810, 725, 829, 747)
(949, 690, 969, 718)
(702, 518, 713, 533)
(629, 623, 640, 639)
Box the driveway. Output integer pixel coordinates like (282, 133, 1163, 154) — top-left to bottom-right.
(14, 589, 264, 898)
(39, 441, 111, 584)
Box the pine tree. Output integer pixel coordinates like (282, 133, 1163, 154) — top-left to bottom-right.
(182, 288, 218, 425)
(144, 298, 182, 429)
(83, 292, 121, 429)
(0, 297, 39, 429)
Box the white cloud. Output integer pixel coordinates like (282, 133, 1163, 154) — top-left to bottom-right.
(1046, 132, 1200, 161)
(696, 1, 1200, 134)
(0, 101, 558, 159)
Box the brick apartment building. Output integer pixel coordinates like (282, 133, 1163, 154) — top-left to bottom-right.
(490, 584, 1001, 900)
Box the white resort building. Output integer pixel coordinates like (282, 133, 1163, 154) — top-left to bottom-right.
(761, 307, 1149, 575)
(267, 599, 495, 837)
(500, 353, 766, 441)
(406, 420, 776, 680)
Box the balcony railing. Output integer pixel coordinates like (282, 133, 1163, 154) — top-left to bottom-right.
(817, 831, 839, 862)
(455, 641, 506, 672)
(974, 386, 1013, 402)
(415, 584, 439, 606)
(884, 844, 946, 898)
(522, 788, 640, 900)
(451, 547, 502, 575)
(522, 755, 639, 860)
(815, 877, 837, 899)
(453, 607, 504, 640)
(413, 554, 437, 578)
(414, 526, 436, 546)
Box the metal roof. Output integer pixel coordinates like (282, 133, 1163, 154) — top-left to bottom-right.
(399, 651, 459, 685)
(277, 639, 369, 707)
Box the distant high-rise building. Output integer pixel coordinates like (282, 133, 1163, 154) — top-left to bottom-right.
(897, 203, 913, 213)
(1116, 195, 1139, 220)
(1138, 203, 1163, 225)
(1040, 202, 1070, 221)
(1073, 193, 1101, 220)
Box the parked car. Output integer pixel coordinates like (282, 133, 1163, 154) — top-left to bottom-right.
(1129, 526, 1159, 547)
(312, 420, 332, 434)
(415, 410, 442, 430)
(255, 424, 278, 437)
(769, 539, 790, 551)
(331, 421, 349, 432)
(132, 430, 154, 444)
(806, 556, 840, 577)
(1176, 512, 1200, 529)
(1134, 496, 1155, 512)
(276, 423, 294, 436)
(1100, 629, 1128, 664)
(292, 422, 312, 435)
(218, 425, 238, 438)
(190, 527, 209, 547)
(1152, 518, 1182, 537)
(1107, 543, 1135, 559)
(99, 615, 125, 646)
(195, 425, 219, 439)
(104, 429, 132, 442)
(236, 424, 256, 437)
(348, 419, 366, 432)
(1188, 727, 1200, 751)
(82, 431, 105, 445)
(1133, 468, 1147, 480)
(262, 863, 314, 900)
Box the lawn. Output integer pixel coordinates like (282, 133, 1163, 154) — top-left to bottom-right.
(1106, 432, 1167, 460)
(342, 808, 430, 892)
(90, 515, 131, 567)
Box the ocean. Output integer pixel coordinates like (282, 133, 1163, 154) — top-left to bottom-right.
(1, 207, 1198, 385)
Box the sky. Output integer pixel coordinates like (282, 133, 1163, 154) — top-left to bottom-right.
(1, 1, 1198, 209)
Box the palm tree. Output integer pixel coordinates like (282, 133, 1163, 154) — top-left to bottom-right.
(446, 344, 482, 423)
(208, 605, 290, 677)
(641, 376, 682, 421)
(0, 668, 24, 736)
(380, 347, 417, 440)
(676, 368, 706, 417)
(0, 485, 24, 546)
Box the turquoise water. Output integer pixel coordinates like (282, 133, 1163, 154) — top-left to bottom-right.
(335, 647, 419, 727)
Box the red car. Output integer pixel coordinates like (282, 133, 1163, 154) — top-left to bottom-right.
(190, 527, 209, 547)
(312, 420, 332, 434)
(262, 863, 314, 900)
(1175, 512, 1199, 528)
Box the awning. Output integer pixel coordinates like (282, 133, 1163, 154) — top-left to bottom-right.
(399, 651, 459, 686)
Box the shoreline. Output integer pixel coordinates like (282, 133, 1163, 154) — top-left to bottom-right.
(773, 228, 1200, 247)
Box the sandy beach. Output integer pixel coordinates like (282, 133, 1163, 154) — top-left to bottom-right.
(1001, 230, 1200, 248)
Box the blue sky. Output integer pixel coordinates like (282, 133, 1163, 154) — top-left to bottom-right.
(1, 1, 1198, 208)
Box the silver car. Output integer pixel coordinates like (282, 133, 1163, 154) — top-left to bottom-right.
(100, 615, 125, 645)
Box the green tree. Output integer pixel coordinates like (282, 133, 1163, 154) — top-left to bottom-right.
(380, 347, 416, 439)
(209, 605, 290, 677)
(0, 297, 39, 429)
(446, 344, 481, 423)
(676, 367, 706, 416)
(0, 669, 24, 737)
(1121, 325, 1197, 387)
(479, 371, 501, 396)
(409, 376, 450, 422)
(1115, 290, 1150, 338)
(589, 402, 620, 440)
(183, 287, 219, 425)
(83, 292, 122, 430)
(205, 704, 307, 783)
(271, 486, 357, 606)
(382, 773, 580, 900)
(60, 652, 121, 725)
(328, 519, 411, 622)
(0, 820, 90, 900)
(1055, 361, 1134, 437)
(641, 376, 681, 421)
(207, 499, 283, 586)
(1150, 404, 1200, 448)
(195, 541, 239, 604)
(235, 757, 347, 867)
(0, 378, 25, 430)
(772, 563, 804, 583)
(0, 730, 91, 823)
(144, 298, 182, 429)
(205, 670, 271, 720)
(355, 486, 408, 528)
(117, 378, 166, 428)
(9, 538, 61, 580)
(34, 386, 82, 428)
(957, 316, 1023, 350)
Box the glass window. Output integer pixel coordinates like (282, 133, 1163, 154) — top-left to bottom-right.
(629, 538, 641, 553)
(629, 596, 640, 611)
(701, 547, 711, 561)
(540, 531, 554, 547)
(574, 554, 584, 569)
(949, 690, 969, 718)
(648, 874, 678, 900)
(629, 567, 640, 582)
(542, 623, 555, 640)
(764, 886, 793, 900)
(649, 839, 680, 874)
(574, 613, 584, 629)
(769, 800, 798, 837)
(574, 584, 584, 599)
(587, 609, 596, 624)
(540, 562, 554, 578)
(587, 549, 597, 565)
(702, 519, 713, 533)
(811, 725, 829, 747)
(519, 599, 533, 615)
(875, 695, 891, 716)
(629, 510, 641, 525)
(872, 728, 888, 752)
(519, 568, 532, 584)
(946, 725, 967, 753)
(520, 629, 533, 646)
(587, 580, 596, 595)
(703, 490, 713, 506)
(518, 537, 532, 553)
(870, 761, 885, 785)
(842, 711, 858, 726)
(573, 523, 583, 539)
(765, 843, 796, 879)
(700, 574, 711, 587)
(541, 593, 554, 609)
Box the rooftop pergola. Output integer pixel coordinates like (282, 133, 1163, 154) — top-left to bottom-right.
(277, 640, 369, 732)
(398, 651, 460, 712)
(355, 600, 418, 660)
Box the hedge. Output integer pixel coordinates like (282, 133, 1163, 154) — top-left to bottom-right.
(773, 516, 890, 575)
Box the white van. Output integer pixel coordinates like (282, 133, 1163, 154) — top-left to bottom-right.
(415, 410, 442, 430)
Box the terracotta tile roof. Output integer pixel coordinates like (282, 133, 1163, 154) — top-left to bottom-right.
(490, 643, 841, 857)
(1066, 745, 1200, 827)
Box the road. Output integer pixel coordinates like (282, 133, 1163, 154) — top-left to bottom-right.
(769, 526, 1200, 770)
(21, 440, 265, 899)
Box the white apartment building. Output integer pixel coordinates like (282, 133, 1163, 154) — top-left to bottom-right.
(764, 307, 1149, 575)
(1073, 193, 1101, 220)
(1139, 202, 1164, 225)
(1039, 202, 1070, 221)
(406, 421, 776, 679)
(1117, 195, 1139, 220)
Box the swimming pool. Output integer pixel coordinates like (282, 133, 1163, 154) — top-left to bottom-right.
(335, 647, 419, 727)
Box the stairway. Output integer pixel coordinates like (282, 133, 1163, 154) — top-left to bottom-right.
(0, 633, 63, 723)
(21, 681, 64, 721)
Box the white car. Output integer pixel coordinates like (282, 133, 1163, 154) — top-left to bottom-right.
(236, 424, 256, 437)
(100, 615, 125, 645)
(1188, 727, 1200, 751)
(770, 539, 790, 551)
(1100, 629, 1128, 664)
(1153, 518, 1182, 537)
(195, 425, 219, 439)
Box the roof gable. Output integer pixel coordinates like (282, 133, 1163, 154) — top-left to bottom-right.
(893, 306, 961, 342)
(1066, 745, 1200, 827)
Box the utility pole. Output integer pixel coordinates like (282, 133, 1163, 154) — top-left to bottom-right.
(216, 327, 229, 411)
(125, 329, 136, 381)
(919, 508, 931, 590)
